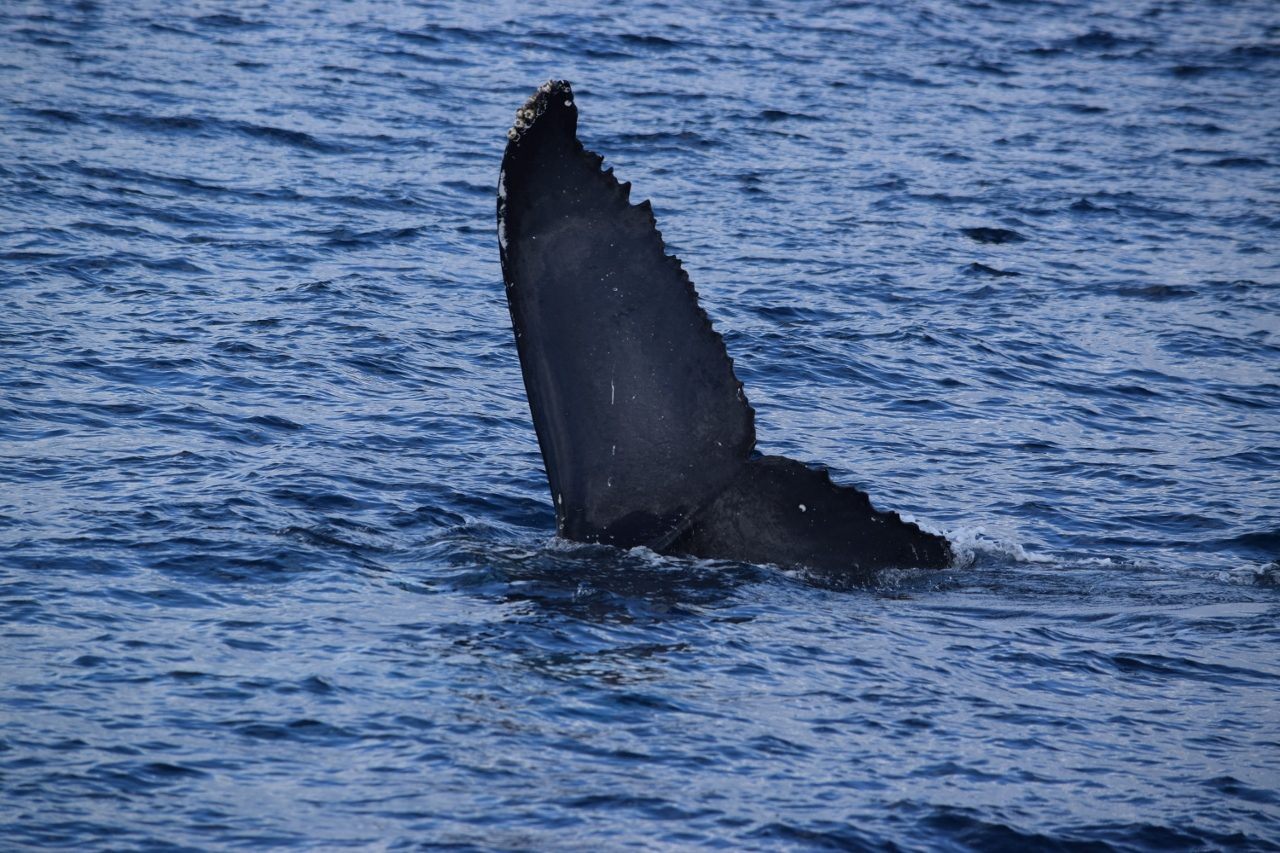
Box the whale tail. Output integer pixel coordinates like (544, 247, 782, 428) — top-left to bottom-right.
(497, 80, 951, 579)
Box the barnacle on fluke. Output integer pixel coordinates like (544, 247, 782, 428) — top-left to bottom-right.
(507, 79, 570, 143)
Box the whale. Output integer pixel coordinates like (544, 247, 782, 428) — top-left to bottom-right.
(496, 80, 952, 580)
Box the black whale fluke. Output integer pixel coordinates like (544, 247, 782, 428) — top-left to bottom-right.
(497, 80, 952, 579)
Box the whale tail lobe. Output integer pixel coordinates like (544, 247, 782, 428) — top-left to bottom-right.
(497, 80, 951, 579)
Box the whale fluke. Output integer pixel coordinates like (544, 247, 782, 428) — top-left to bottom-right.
(497, 80, 951, 580)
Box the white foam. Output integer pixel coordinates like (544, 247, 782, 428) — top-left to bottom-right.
(1216, 562, 1280, 587)
(942, 525, 1054, 567)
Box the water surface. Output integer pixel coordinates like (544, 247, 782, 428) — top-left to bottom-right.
(2, 0, 1278, 849)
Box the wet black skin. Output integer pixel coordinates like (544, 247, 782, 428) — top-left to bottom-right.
(497, 80, 952, 580)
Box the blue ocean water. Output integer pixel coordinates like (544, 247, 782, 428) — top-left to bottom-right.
(2, 0, 1278, 848)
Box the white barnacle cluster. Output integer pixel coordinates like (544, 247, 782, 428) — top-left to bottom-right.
(507, 80, 565, 142)
(500, 82, 568, 257)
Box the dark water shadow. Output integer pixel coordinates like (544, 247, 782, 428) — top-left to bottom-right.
(415, 527, 776, 622)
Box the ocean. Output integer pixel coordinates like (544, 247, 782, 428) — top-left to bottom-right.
(1, 0, 1277, 849)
